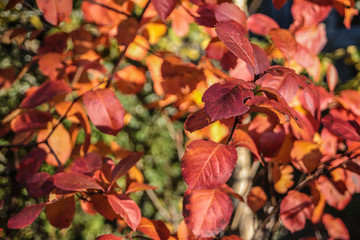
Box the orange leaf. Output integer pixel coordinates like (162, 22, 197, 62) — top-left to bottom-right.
(273, 163, 294, 194)
(137, 217, 171, 240)
(35, 0, 72, 25)
(290, 140, 322, 173)
(183, 188, 233, 238)
(322, 213, 350, 240)
(246, 186, 267, 212)
(115, 65, 146, 94)
(45, 196, 75, 228)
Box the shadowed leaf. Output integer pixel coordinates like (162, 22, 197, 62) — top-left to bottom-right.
(137, 217, 171, 240)
(53, 172, 104, 191)
(8, 204, 45, 229)
(45, 196, 75, 228)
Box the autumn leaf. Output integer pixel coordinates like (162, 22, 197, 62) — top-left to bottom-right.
(91, 194, 120, 221)
(10, 110, 52, 133)
(71, 152, 102, 176)
(322, 213, 350, 240)
(246, 186, 267, 212)
(181, 140, 238, 190)
(322, 114, 360, 142)
(247, 14, 279, 36)
(45, 196, 75, 228)
(20, 80, 72, 108)
(36, 0, 72, 25)
(280, 190, 314, 233)
(214, 3, 247, 29)
(152, 0, 177, 22)
(53, 172, 104, 191)
(184, 109, 213, 133)
(83, 89, 125, 136)
(109, 152, 144, 190)
(16, 148, 47, 183)
(8, 203, 45, 229)
(107, 194, 141, 231)
(231, 128, 261, 160)
(183, 188, 233, 238)
(202, 80, 254, 121)
(137, 217, 171, 240)
(216, 21, 255, 68)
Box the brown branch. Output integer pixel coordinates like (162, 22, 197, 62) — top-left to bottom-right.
(226, 116, 240, 145)
(46, 141, 62, 167)
(145, 189, 172, 222)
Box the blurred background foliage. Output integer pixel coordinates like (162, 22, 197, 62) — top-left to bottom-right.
(0, 0, 360, 239)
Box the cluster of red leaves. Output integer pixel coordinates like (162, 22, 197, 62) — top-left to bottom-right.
(2, 0, 359, 239)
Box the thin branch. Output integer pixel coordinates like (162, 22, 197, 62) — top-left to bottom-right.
(226, 116, 239, 145)
(145, 189, 172, 222)
(83, 0, 133, 18)
(46, 141, 62, 167)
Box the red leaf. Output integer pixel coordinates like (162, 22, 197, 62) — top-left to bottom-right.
(20, 80, 72, 108)
(216, 21, 255, 68)
(322, 213, 350, 240)
(269, 29, 297, 60)
(45, 196, 75, 228)
(183, 188, 233, 238)
(8, 203, 45, 229)
(11, 110, 52, 133)
(231, 128, 261, 160)
(195, 4, 217, 27)
(202, 80, 254, 121)
(252, 44, 270, 75)
(273, 0, 287, 10)
(317, 176, 351, 210)
(26, 172, 53, 197)
(322, 115, 360, 142)
(181, 140, 238, 190)
(152, 0, 177, 22)
(137, 217, 171, 240)
(184, 109, 213, 133)
(83, 89, 125, 136)
(125, 182, 158, 194)
(71, 152, 102, 176)
(35, 0, 72, 25)
(246, 186, 267, 212)
(92, 194, 119, 220)
(96, 234, 124, 240)
(247, 14, 279, 36)
(295, 24, 327, 55)
(214, 3, 247, 29)
(109, 152, 144, 190)
(53, 172, 104, 191)
(291, 0, 331, 27)
(280, 190, 314, 233)
(107, 194, 141, 231)
(16, 148, 47, 183)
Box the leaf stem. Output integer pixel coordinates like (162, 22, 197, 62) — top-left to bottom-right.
(226, 116, 239, 145)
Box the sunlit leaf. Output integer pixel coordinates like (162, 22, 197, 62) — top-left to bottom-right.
(35, 0, 72, 25)
(322, 213, 350, 240)
(181, 140, 237, 190)
(216, 21, 255, 68)
(83, 89, 125, 136)
(183, 188, 233, 238)
(247, 13, 279, 36)
(137, 217, 171, 240)
(107, 194, 141, 231)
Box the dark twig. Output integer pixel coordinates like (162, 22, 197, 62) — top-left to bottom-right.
(46, 141, 62, 167)
(226, 116, 239, 145)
